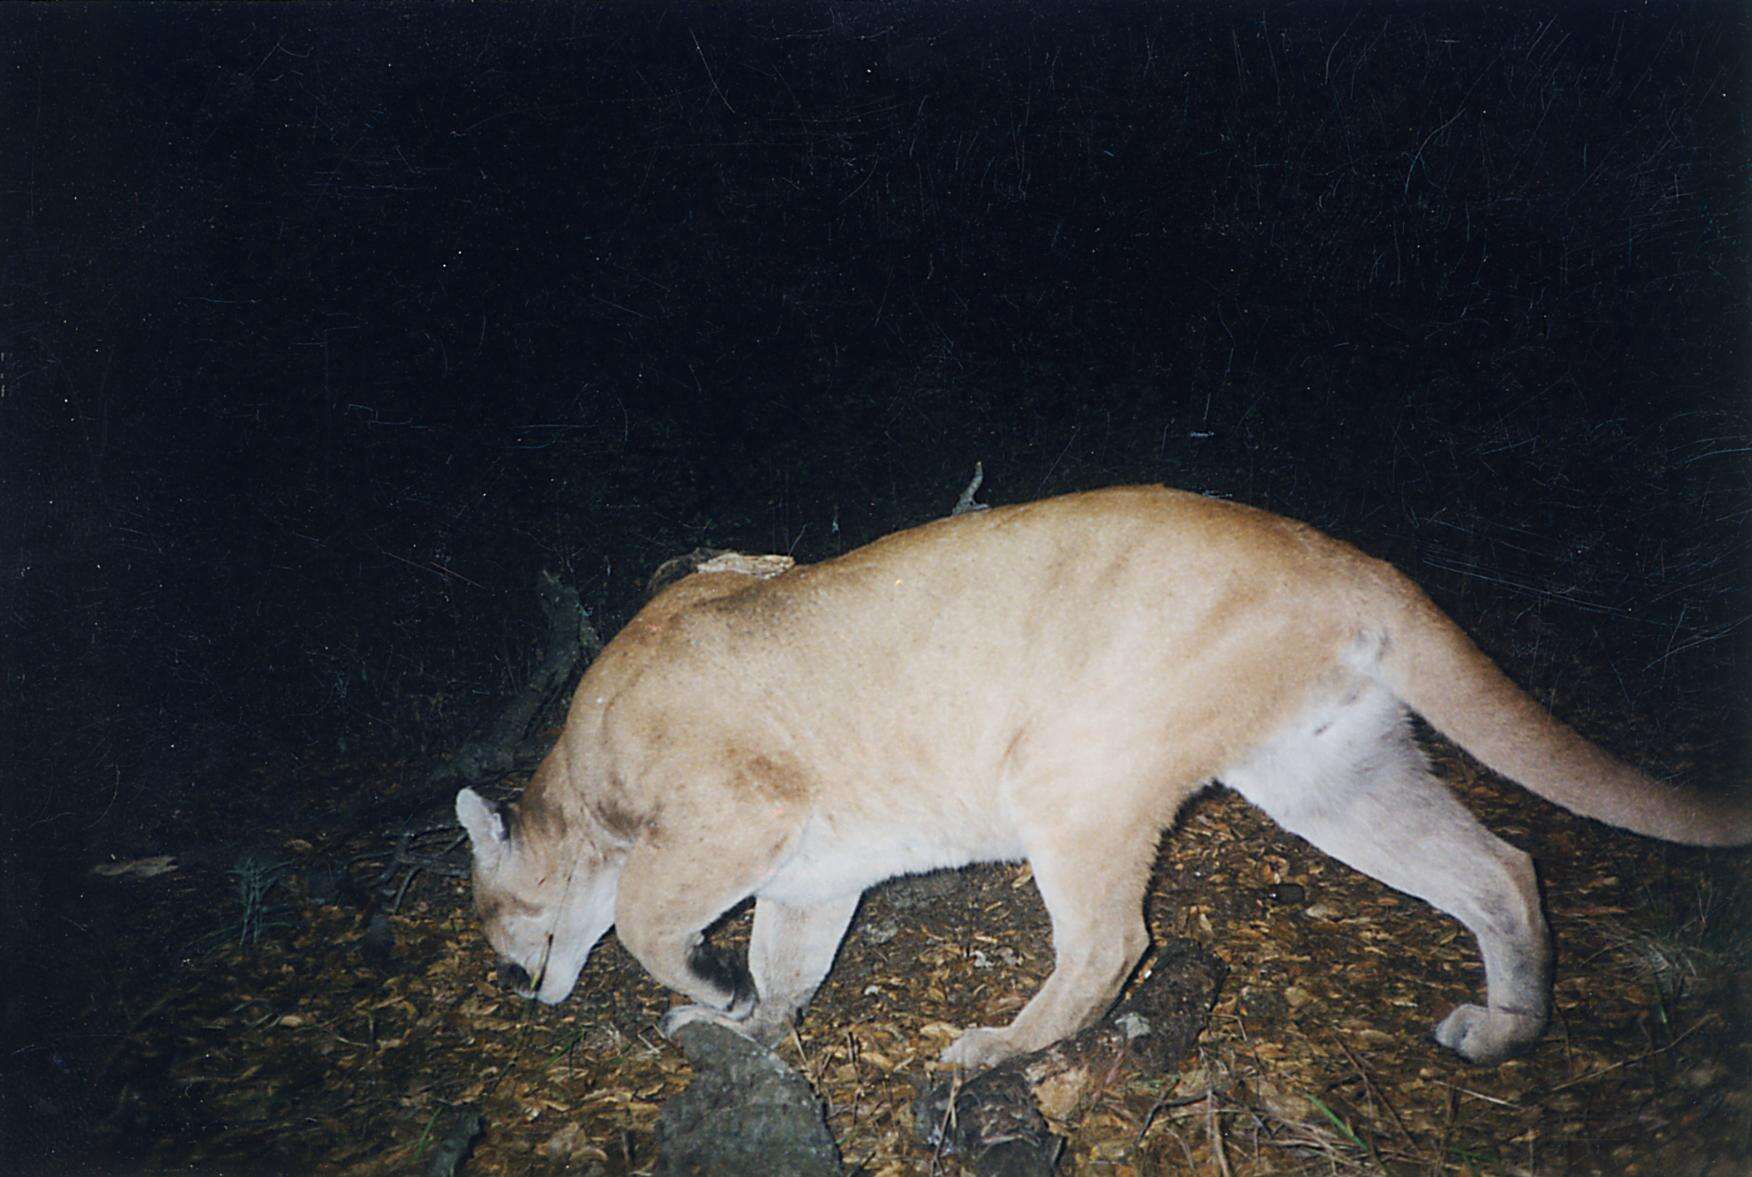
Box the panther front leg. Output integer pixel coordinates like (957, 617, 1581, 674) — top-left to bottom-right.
(612, 837, 770, 1035)
(941, 830, 1155, 1068)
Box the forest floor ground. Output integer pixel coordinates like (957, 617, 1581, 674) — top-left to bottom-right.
(28, 697, 1751, 1175)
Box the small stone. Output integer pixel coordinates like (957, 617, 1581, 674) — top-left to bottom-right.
(1114, 1012, 1152, 1041)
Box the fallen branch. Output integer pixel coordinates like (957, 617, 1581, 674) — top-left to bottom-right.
(434, 571, 602, 786)
(915, 940, 1226, 1175)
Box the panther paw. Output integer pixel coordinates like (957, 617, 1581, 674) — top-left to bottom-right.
(1432, 1003, 1543, 1064)
(939, 1025, 1020, 1069)
(658, 1003, 748, 1041)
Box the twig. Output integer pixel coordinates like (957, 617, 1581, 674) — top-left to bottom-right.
(1206, 1088, 1233, 1177)
(952, 462, 989, 515)
(929, 1067, 962, 1175)
(1329, 1031, 1415, 1151)
(373, 827, 470, 913)
(1442, 1082, 1525, 1109)
(1133, 1073, 1200, 1147)
(1543, 1011, 1718, 1094)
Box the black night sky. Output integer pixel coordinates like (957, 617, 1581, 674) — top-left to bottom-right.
(2, 2, 1748, 1171)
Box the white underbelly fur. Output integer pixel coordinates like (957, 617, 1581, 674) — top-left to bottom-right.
(759, 808, 1025, 904)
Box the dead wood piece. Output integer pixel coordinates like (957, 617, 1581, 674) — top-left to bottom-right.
(655, 1021, 842, 1177)
(915, 939, 1226, 1172)
(648, 547, 732, 595)
(915, 1067, 1058, 1177)
(953, 461, 991, 514)
(648, 547, 795, 595)
(1102, 939, 1229, 1072)
(693, 551, 795, 579)
(435, 571, 601, 787)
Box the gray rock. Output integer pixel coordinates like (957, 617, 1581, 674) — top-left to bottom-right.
(655, 1021, 841, 1177)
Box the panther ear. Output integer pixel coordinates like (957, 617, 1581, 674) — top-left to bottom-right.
(456, 788, 509, 869)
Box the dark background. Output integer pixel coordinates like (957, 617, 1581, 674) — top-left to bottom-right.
(1, 0, 1746, 1156)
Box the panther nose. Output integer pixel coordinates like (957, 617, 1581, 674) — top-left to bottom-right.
(497, 962, 533, 992)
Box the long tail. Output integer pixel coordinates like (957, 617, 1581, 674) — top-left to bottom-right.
(1361, 574, 1752, 848)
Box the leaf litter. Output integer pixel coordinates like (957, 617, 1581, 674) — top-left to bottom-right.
(72, 737, 1751, 1174)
